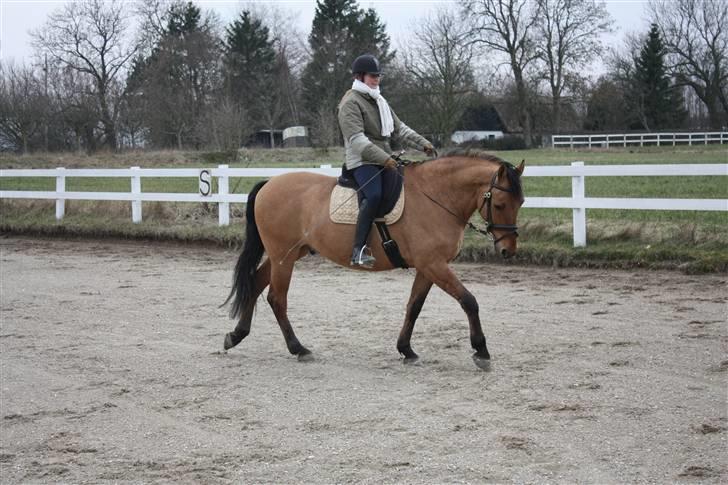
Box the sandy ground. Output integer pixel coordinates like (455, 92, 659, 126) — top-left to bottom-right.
(0, 235, 726, 483)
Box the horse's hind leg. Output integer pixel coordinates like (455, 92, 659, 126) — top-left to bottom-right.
(224, 259, 271, 350)
(267, 255, 311, 361)
(397, 270, 433, 361)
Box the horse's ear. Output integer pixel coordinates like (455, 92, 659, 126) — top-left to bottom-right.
(516, 160, 525, 176)
(497, 162, 507, 178)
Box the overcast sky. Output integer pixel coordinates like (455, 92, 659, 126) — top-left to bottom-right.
(0, 0, 650, 67)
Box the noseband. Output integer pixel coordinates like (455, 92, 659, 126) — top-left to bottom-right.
(477, 169, 519, 245)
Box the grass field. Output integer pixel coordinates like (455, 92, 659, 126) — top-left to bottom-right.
(1, 145, 726, 272)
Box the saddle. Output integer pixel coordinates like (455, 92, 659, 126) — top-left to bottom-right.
(330, 163, 409, 269)
(330, 164, 405, 224)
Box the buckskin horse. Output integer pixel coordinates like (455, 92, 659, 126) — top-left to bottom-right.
(223, 149, 525, 368)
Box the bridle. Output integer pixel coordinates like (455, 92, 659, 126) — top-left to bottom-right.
(407, 160, 520, 247)
(476, 167, 520, 244)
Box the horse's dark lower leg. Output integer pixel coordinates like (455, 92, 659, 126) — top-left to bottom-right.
(225, 259, 271, 350)
(224, 306, 254, 350)
(458, 290, 490, 360)
(397, 270, 432, 361)
(422, 263, 490, 365)
(267, 260, 311, 360)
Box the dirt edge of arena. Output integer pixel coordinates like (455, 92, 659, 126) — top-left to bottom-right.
(2, 223, 726, 275)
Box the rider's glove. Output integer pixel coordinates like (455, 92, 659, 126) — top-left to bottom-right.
(423, 143, 436, 157)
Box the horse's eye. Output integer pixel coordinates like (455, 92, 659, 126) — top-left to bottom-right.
(494, 204, 505, 210)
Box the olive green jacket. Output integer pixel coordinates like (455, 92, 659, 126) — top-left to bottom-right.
(337, 89, 430, 170)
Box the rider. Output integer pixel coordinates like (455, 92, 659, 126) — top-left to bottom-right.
(338, 54, 435, 267)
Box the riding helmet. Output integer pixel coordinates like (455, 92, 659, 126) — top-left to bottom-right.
(351, 54, 381, 75)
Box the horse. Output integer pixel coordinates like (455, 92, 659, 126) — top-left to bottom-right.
(223, 149, 525, 368)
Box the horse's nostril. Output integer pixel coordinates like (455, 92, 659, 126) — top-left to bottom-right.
(501, 248, 510, 259)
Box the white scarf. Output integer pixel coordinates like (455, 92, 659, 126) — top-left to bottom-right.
(352, 79, 394, 137)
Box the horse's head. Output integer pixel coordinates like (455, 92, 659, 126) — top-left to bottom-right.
(479, 160, 525, 259)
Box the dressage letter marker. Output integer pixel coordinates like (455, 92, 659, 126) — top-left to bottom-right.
(199, 170, 212, 197)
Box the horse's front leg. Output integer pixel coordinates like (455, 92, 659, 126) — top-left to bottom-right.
(421, 262, 491, 368)
(397, 270, 433, 361)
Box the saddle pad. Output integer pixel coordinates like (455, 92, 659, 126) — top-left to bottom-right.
(329, 185, 405, 225)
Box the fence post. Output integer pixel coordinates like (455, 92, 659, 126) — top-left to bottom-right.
(55, 167, 65, 220)
(571, 161, 586, 247)
(131, 166, 142, 223)
(217, 164, 229, 226)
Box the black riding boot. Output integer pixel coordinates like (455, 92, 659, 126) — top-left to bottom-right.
(351, 198, 376, 267)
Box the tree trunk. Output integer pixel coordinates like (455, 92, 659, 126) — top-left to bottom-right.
(98, 87, 118, 151)
(513, 65, 532, 148)
(705, 87, 725, 129)
(552, 95, 561, 134)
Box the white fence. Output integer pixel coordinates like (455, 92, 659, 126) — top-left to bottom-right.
(552, 132, 727, 148)
(1, 162, 726, 247)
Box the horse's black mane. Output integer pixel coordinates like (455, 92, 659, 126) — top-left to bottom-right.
(437, 148, 523, 198)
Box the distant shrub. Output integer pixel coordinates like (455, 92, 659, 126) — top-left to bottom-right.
(476, 136, 527, 151)
(456, 136, 526, 151)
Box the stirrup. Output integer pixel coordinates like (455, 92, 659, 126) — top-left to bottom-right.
(351, 246, 376, 267)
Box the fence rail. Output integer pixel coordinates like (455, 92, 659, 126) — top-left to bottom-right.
(1, 163, 726, 247)
(552, 132, 727, 148)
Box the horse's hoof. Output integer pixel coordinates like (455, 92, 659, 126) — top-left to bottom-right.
(402, 355, 420, 365)
(297, 349, 314, 362)
(223, 333, 236, 350)
(472, 353, 492, 371)
(398, 345, 419, 361)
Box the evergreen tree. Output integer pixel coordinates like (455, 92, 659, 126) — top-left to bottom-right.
(223, 11, 276, 107)
(301, 0, 393, 145)
(628, 24, 686, 130)
(166, 1, 202, 38)
(126, 1, 220, 148)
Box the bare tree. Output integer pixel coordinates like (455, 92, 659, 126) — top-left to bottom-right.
(461, 0, 539, 146)
(402, 8, 476, 145)
(200, 96, 253, 151)
(0, 63, 46, 153)
(31, 0, 138, 150)
(649, 0, 728, 128)
(534, 0, 613, 133)
(133, 0, 170, 53)
(311, 105, 338, 149)
(53, 66, 103, 152)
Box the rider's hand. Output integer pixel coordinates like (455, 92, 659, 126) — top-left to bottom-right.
(423, 143, 436, 157)
(384, 158, 398, 170)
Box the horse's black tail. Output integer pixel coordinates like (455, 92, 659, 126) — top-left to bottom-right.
(223, 180, 268, 319)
